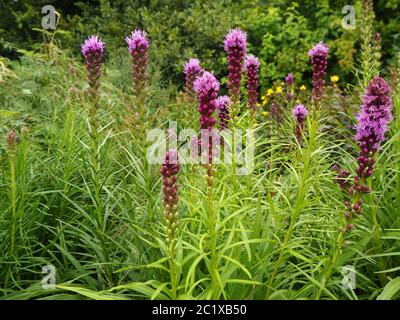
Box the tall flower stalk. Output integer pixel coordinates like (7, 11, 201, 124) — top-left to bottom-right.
(82, 35, 112, 284)
(244, 54, 260, 118)
(161, 149, 180, 298)
(308, 41, 329, 105)
(194, 71, 220, 298)
(224, 29, 246, 193)
(224, 28, 247, 118)
(126, 29, 149, 108)
(184, 58, 202, 102)
(319, 76, 392, 298)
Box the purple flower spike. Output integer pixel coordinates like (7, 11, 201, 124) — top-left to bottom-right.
(160, 149, 180, 242)
(81, 35, 105, 95)
(194, 71, 220, 131)
(184, 58, 203, 98)
(216, 95, 231, 130)
(194, 71, 220, 165)
(292, 104, 308, 143)
(245, 55, 260, 112)
(355, 77, 392, 180)
(126, 29, 149, 99)
(308, 41, 329, 102)
(224, 28, 247, 102)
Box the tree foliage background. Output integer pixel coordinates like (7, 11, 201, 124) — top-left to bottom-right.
(1, 0, 399, 89)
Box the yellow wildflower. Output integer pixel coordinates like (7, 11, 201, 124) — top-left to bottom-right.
(267, 88, 274, 96)
(330, 75, 339, 83)
(276, 86, 283, 94)
(300, 85, 306, 91)
(262, 111, 269, 116)
(261, 95, 266, 100)
(296, 99, 301, 104)
(256, 103, 261, 108)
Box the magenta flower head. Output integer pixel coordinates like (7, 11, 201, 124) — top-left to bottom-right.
(308, 41, 329, 102)
(244, 54, 260, 112)
(355, 76, 392, 180)
(292, 104, 308, 143)
(160, 149, 180, 242)
(194, 71, 220, 166)
(81, 35, 105, 93)
(126, 29, 149, 99)
(216, 95, 231, 130)
(224, 28, 247, 102)
(184, 58, 202, 98)
(194, 71, 220, 130)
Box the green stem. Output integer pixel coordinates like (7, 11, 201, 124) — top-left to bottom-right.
(207, 167, 218, 299)
(89, 98, 113, 286)
(5, 150, 17, 289)
(265, 108, 317, 299)
(316, 232, 345, 299)
(368, 179, 387, 286)
(168, 240, 177, 299)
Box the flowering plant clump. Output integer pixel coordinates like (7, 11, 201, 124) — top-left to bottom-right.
(160, 149, 180, 243)
(224, 28, 247, 103)
(292, 104, 307, 143)
(308, 41, 329, 103)
(244, 54, 260, 113)
(184, 58, 202, 99)
(216, 95, 231, 130)
(81, 35, 105, 99)
(335, 77, 392, 232)
(126, 29, 149, 100)
(285, 73, 294, 101)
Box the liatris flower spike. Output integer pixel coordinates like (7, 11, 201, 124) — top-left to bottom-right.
(245, 55, 260, 113)
(161, 149, 180, 243)
(216, 95, 231, 130)
(126, 29, 149, 100)
(285, 73, 294, 101)
(194, 71, 220, 165)
(194, 71, 220, 130)
(224, 28, 247, 103)
(308, 41, 329, 102)
(354, 76, 392, 183)
(81, 35, 105, 97)
(184, 58, 202, 98)
(292, 104, 307, 143)
(337, 77, 392, 233)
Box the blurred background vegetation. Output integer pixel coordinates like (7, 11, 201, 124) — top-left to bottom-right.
(0, 0, 399, 91)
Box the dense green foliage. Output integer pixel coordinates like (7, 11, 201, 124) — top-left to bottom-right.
(1, 0, 400, 300)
